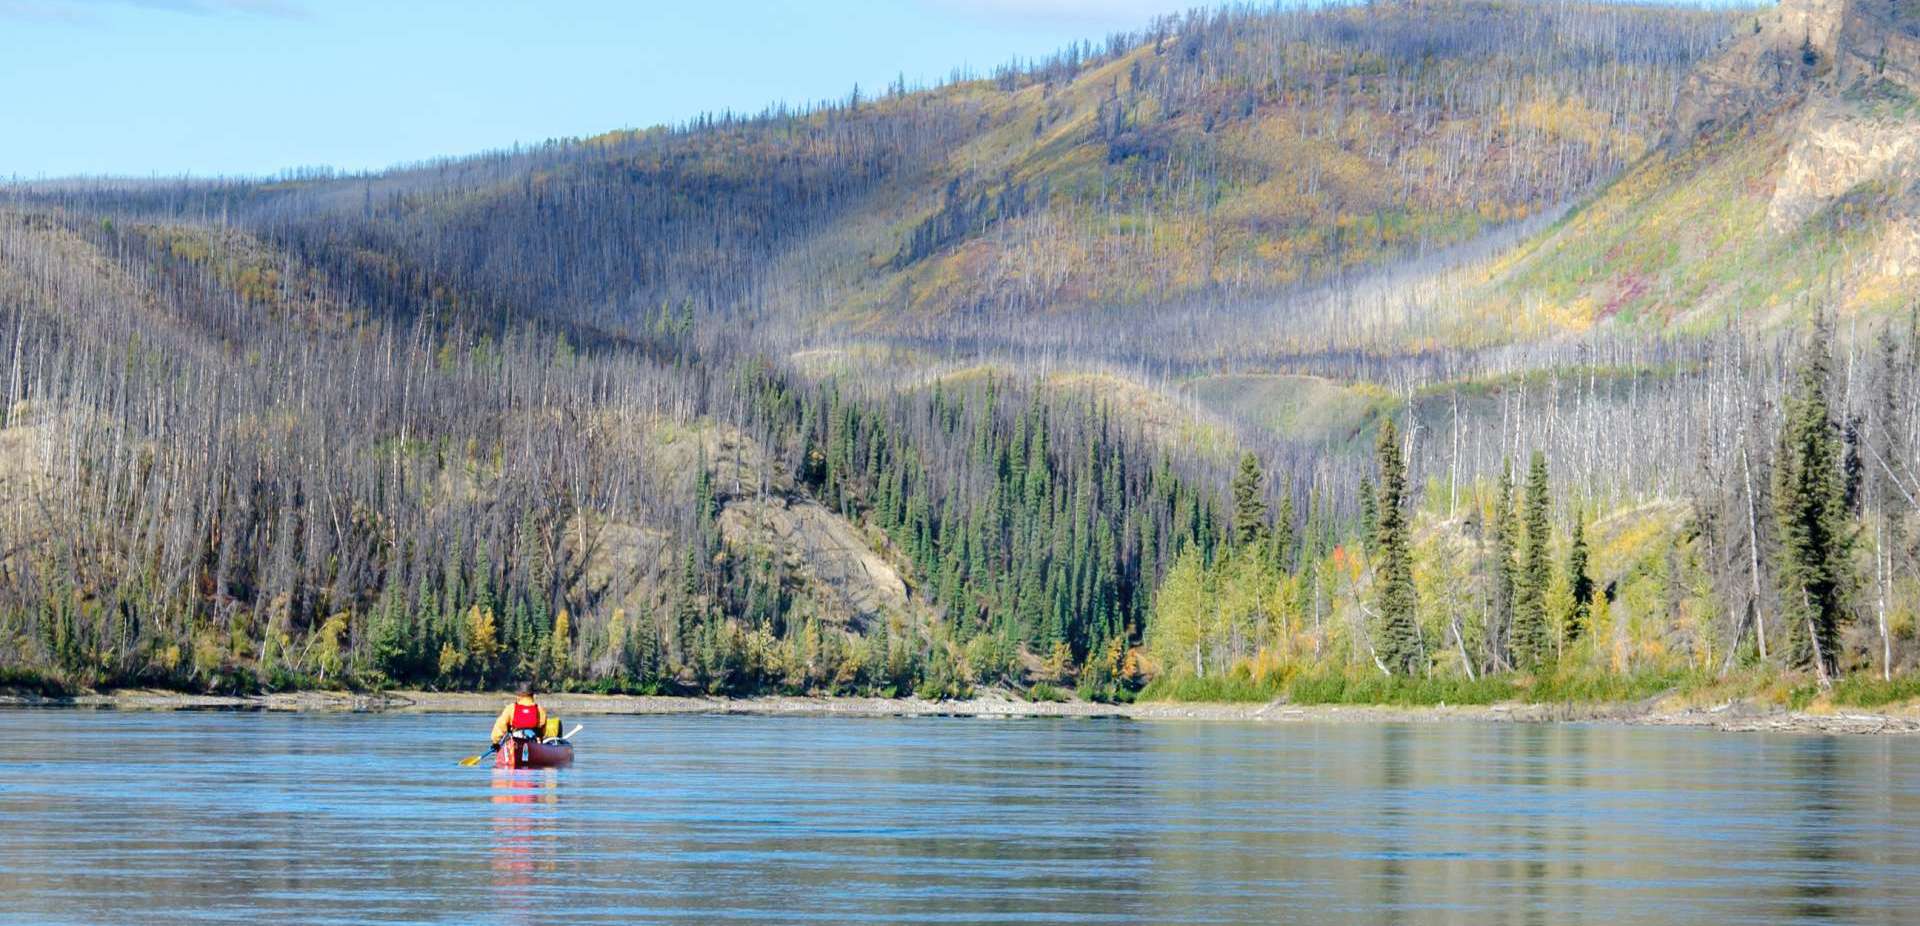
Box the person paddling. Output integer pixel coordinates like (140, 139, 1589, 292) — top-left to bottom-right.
(490, 686, 548, 752)
(459, 688, 574, 767)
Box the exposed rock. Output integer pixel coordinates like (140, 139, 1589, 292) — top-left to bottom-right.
(1768, 96, 1920, 233)
(1664, 0, 1832, 143)
(628, 421, 917, 635)
(1833, 0, 1920, 92)
(716, 497, 908, 631)
(1874, 211, 1920, 276)
(702, 427, 910, 632)
(1670, 0, 1920, 139)
(556, 419, 919, 642)
(566, 514, 676, 626)
(1668, 0, 1920, 276)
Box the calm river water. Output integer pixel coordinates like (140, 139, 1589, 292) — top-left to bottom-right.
(0, 711, 1916, 924)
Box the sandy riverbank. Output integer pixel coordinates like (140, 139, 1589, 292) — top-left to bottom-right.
(4, 687, 1917, 734)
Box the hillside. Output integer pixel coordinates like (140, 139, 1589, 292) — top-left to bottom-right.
(1457, 0, 1920, 338)
(0, 202, 1217, 695)
(0, 208, 954, 682)
(816, 1, 1735, 333)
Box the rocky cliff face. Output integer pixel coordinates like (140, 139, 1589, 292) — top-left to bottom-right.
(1665, 0, 1835, 142)
(1672, 1, 1920, 270)
(1833, 0, 1920, 91)
(1668, 0, 1920, 139)
(695, 426, 912, 633)
(568, 421, 919, 647)
(1767, 98, 1920, 234)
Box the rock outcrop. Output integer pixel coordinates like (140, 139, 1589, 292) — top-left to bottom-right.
(1664, 0, 1836, 143)
(566, 421, 918, 640)
(1768, 95, 1920, 232)
(695, 425, 912, 632)
(1472, 0, 1920, 333)
(704, 428, 909, 632)
(1833, 0, 1920, 91)
(1671, 0, 1920, 271)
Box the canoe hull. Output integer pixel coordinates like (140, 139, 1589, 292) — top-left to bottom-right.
(495, 738, 574, 770)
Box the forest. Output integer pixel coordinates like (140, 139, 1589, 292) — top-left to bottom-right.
(5, 0, 1920, 710)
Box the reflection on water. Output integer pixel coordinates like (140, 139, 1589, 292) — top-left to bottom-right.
(490, 770, 561, 805)
(490, 772, 560, 921)
(1, 711, 1917, 924)
(1789, 736, 1843, 921)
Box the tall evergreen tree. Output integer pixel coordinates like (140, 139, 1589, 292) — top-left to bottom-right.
(1512, 451, 1553, 669)
(1489, 459, 1518, 669)
(674, 544, 703, 670)
(694, 458, 717, 549)
(1358, 476, 1380, 558)
(1564, 512, 1593, 645)
(635, 610, 663, 685)
(369, 561, 411, 679)
(1372, 420, 1422, 674)
(414, 571, 443, 668)
(1231, 452, 1270, 548)
(1271, 493, 1297, 574)
(870, 612, 893, 692)
(1773, 322, 1853, 681)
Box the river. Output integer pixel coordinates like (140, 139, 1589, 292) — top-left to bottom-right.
(0, 711, 1915, 924)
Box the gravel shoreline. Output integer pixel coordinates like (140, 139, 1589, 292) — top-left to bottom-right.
(3, 688, 1916, 734)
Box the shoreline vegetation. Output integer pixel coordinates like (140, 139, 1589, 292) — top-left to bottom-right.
(5, 686, 1917, 736)
(7, 322, 1918, 730)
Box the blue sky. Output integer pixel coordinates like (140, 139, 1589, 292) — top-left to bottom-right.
(0, 0, 1196, 179)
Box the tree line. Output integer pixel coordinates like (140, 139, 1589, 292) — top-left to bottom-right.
(1146, 317, 1917, 695)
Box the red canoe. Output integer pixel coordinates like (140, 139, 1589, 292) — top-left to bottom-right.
(495, 737, 574, 770)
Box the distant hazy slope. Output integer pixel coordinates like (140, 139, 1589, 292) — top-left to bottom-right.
(21, 1, 1735, 349)
(835, 1, 1737, 332)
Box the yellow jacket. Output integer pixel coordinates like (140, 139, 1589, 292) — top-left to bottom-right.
(491, 696, 546, 744)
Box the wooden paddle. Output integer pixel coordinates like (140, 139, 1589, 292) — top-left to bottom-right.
(458, 725, 583, 766)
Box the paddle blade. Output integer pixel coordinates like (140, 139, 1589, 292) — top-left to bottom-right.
(457, 753, 484, 767)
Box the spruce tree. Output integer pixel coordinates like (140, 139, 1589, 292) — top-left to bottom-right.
(1489, 460, 1517, 668)
(1372, 420, 1422, 674)
(472, 541, 495, 623)
(674, 545, 702, 670)
(549, 608, 572, 678)
(1564, 513, 1593, 645)
(635, 610, 662, 685)
(1772, 322, 1852, 681)
(441, 541, 466, 633)
(870, 612, 893, 692)
(1512, 451, 1553, 670)
(1358, 476, 1380, 558)
(1271, 493, 1296, 573)
(512, 597, 536, 669)
(1231, 452, 1270, 547)
(368, 558, 412, 680)
(414, 572, 443, 669)
(693, 460, 717, 548)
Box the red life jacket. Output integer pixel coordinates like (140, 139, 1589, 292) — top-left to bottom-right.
(510, 701, 542, 732)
